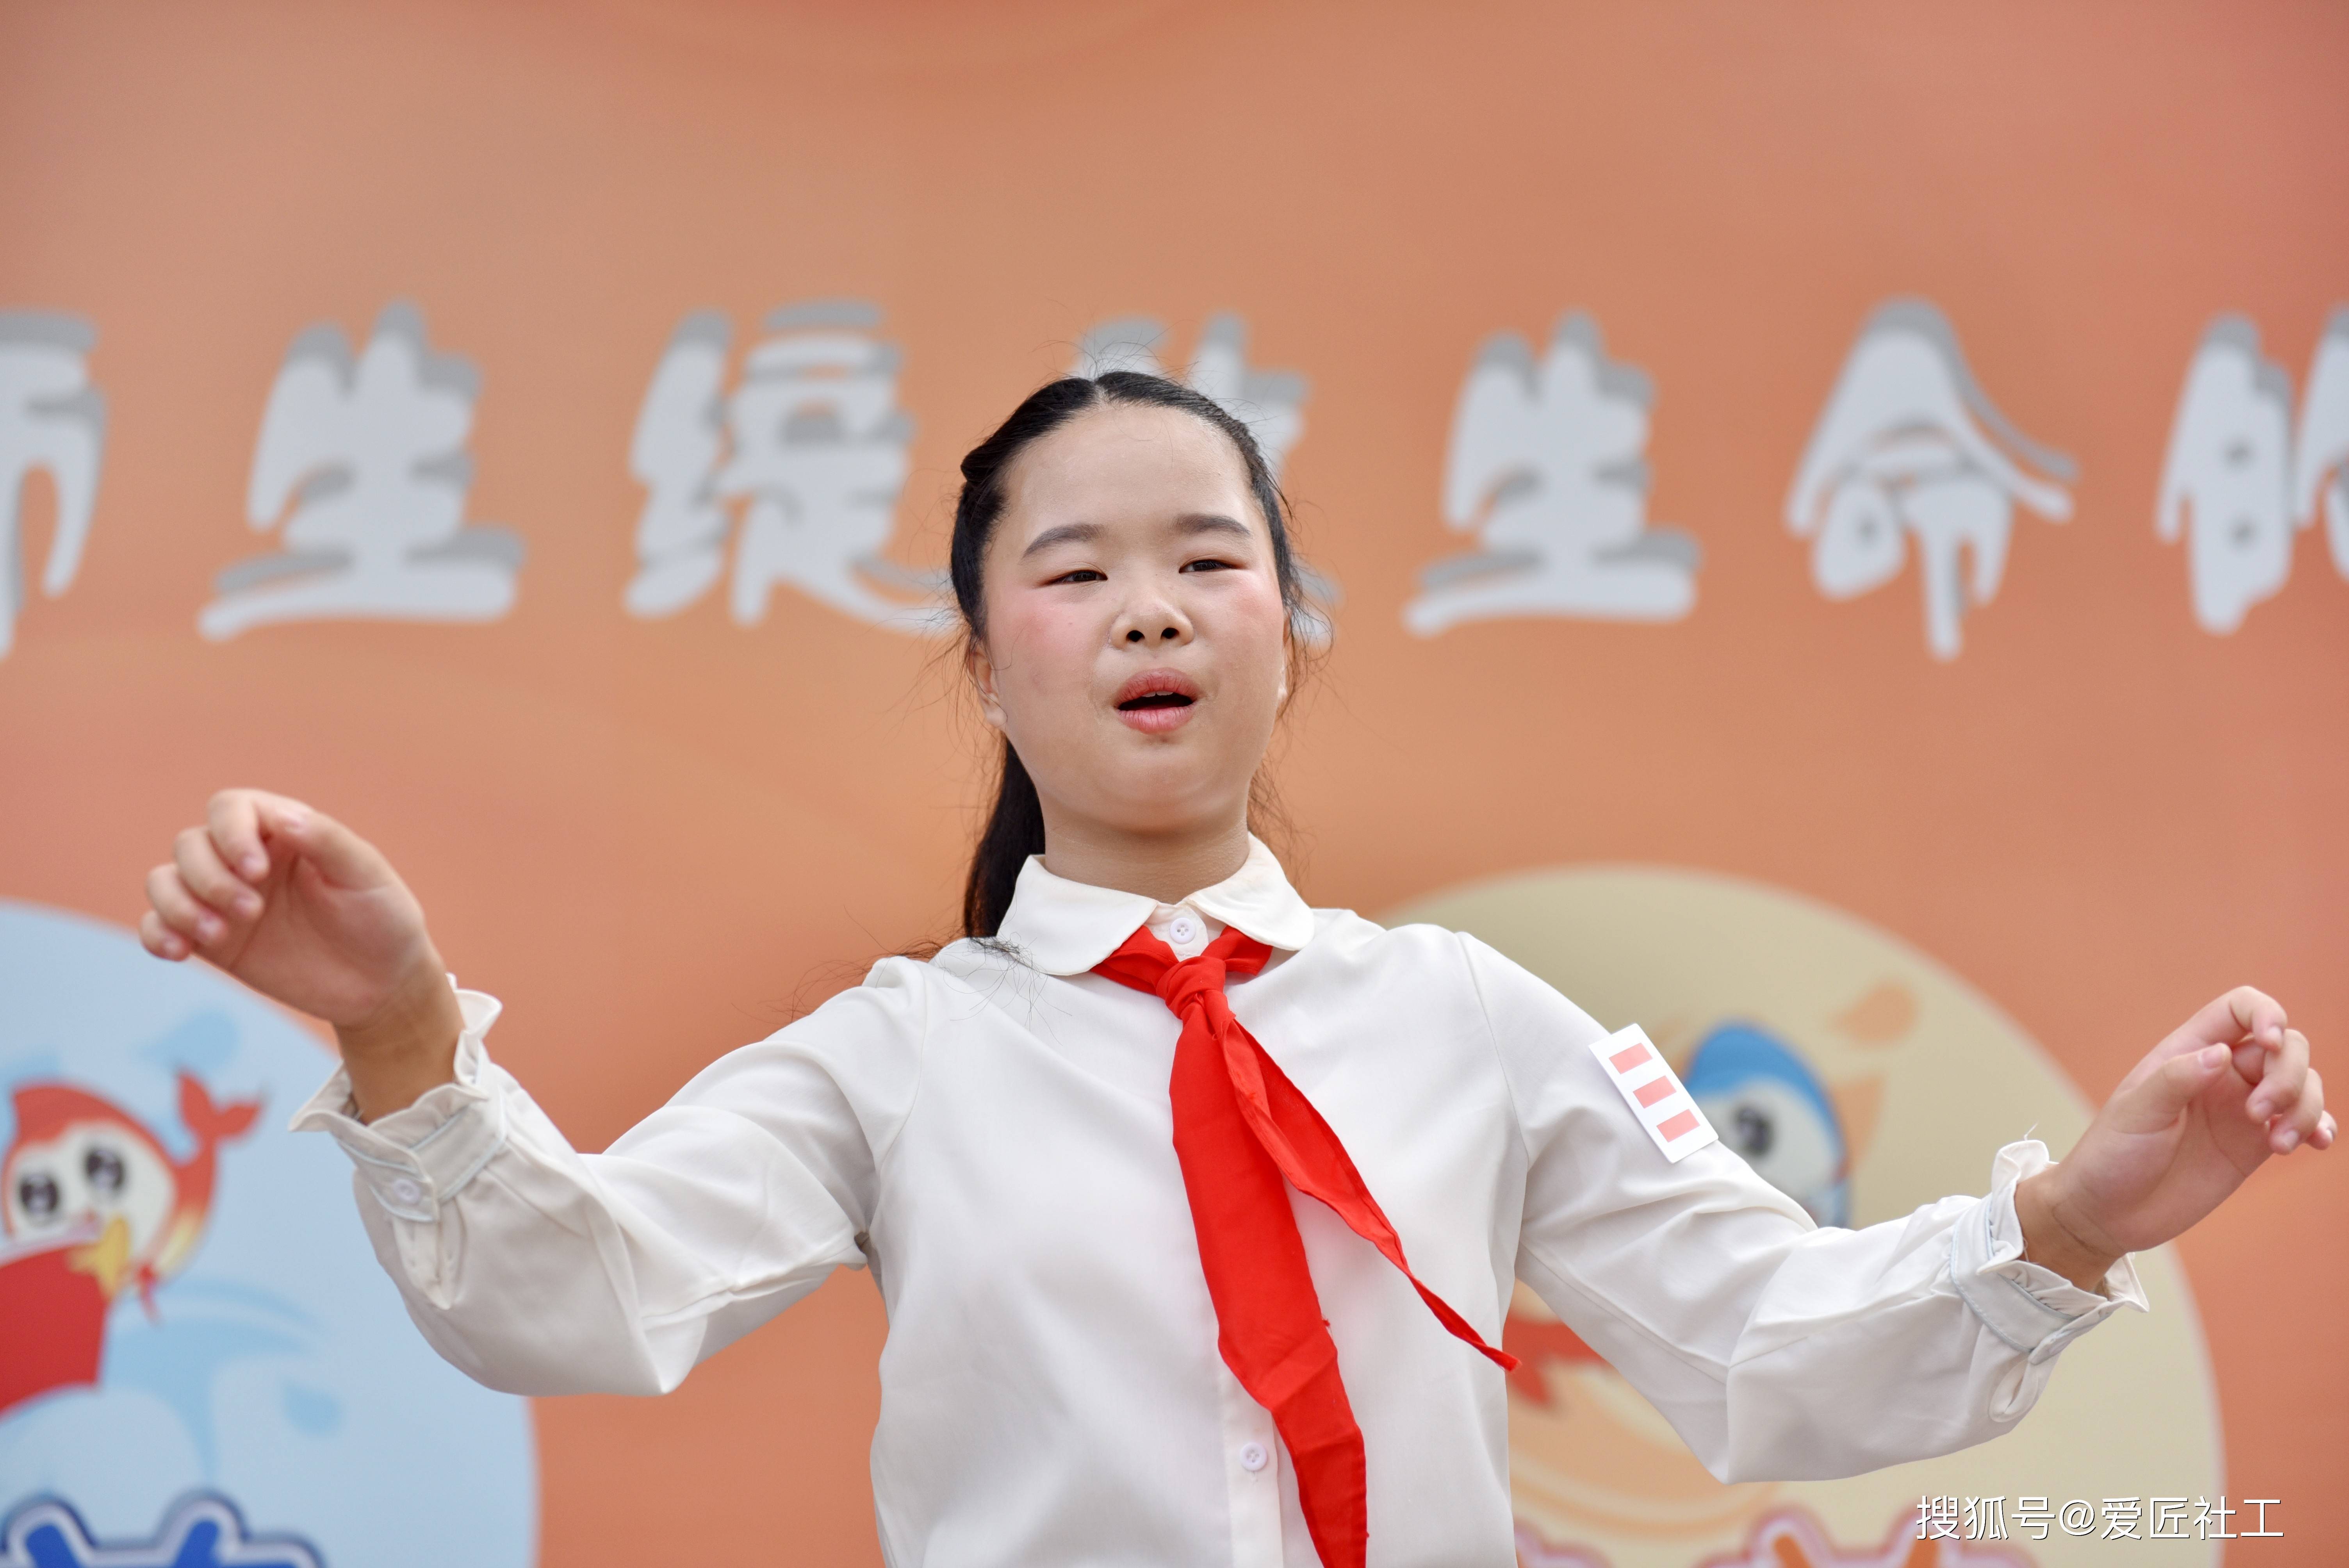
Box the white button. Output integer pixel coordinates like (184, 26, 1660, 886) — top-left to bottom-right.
(1167, 915, 1200, 945)
(389, 1177, 424, 1205)
(1239, 1440, 1268, 1473)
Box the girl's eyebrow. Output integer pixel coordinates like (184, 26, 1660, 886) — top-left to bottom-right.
(1021, 513, 1248, 559)
(1173, 513, 1252, 541)
(1022, 522, 1101, 558)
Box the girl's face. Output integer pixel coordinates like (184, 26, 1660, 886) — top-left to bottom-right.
(969, 401, 1290, 846)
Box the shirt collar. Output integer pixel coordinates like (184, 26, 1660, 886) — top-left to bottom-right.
(993, 834, 1318, 975)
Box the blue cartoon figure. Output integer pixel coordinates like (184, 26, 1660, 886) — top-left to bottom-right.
(0, 901, 534, 1568)
(1683, 1022, 1850, 1227)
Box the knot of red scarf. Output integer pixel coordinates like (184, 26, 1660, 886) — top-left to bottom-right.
(1094, 923, 1516, 1568)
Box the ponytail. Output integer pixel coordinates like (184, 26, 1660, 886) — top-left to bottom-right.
(964, 739, 1046, 938)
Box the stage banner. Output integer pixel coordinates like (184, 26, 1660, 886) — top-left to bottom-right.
(1, 3, 2342, 1564)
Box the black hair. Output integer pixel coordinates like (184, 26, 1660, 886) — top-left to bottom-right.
(951, 370, 1311, 939)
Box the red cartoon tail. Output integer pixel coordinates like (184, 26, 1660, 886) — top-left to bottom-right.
(177, 1072, 262, 1149)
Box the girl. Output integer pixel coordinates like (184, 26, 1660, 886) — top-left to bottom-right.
(141, 372, 2330, 1568)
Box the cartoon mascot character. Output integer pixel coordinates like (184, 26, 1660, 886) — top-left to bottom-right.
(0, 1072, 260, 1415)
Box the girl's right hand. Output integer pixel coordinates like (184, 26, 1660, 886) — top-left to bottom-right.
(143, 789, 463, 1115)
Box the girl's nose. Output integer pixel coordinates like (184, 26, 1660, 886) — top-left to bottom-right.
(1116, 596, 1192, 646)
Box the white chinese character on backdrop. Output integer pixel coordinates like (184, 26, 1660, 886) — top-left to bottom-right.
(2156, 317, 2297, 634)
(1405, 312, 1698, 638)
(0, 312, 106, 659)
(1072, 314, 1334, 643)
(200, 302, 521, 640)
(626, 301, 940, 633)
(1786, 299, 2076, 660)
(2157, 307, 2349, 632)
(2291, 306, 2349, 583)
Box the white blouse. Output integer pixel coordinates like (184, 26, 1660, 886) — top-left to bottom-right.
(293, 837, 2147, 1568)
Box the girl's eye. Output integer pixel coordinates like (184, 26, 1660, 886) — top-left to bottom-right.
(1180, 558, 1235, 574)
(1049, 568, 1106, 585)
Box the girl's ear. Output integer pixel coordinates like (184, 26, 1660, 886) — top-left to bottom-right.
(965, 639, 1007, 731)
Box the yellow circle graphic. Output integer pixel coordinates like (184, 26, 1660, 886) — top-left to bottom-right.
(1389, 867, 2223, 1568)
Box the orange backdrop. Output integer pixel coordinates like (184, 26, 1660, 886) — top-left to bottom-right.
(2, 2, 2344, 1563)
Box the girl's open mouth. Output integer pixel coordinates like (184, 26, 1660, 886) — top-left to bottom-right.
(1114, 670, 1200, 732)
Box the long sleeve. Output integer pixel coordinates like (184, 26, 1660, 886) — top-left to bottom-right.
(1464, 933, 2149, 1484)
(288, 962, 930, 1398)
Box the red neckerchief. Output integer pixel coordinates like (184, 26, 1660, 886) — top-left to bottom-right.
(1093, 923, 1516, 1568)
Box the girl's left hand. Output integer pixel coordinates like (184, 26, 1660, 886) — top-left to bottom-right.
(2016, 987, 2331, 1290)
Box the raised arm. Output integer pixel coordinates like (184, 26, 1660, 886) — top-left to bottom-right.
(141, 789, 923, 1397)
(1461, 934, 2293, 1484)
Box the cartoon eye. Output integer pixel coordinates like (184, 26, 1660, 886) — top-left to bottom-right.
(1731, 1103, 1775, 1159)
(16, 1171, 60, 1222)
(84, 1145, 127, 1198)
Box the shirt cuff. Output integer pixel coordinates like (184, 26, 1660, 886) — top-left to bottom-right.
(1948, 1138, 2150, 1365)
(287, 980, 509, 1224)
